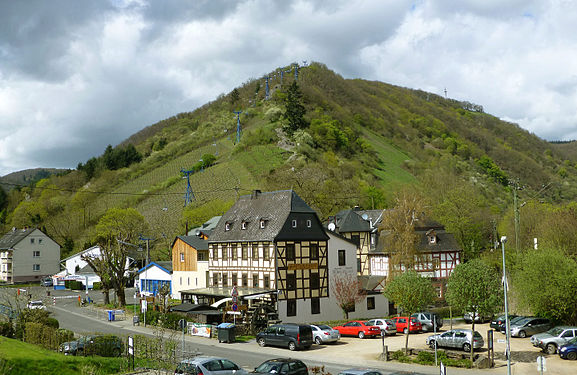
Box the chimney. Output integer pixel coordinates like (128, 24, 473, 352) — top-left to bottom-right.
(251, 190, 262, 199)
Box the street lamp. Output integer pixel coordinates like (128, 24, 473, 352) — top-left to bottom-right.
(501, 236, 511, 375)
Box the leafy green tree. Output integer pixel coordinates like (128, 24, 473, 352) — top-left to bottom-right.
(230, 88, 240, 105)
(283, 81, 307, 134)
(477, 155, 508, 186)
(86, 208, 149, 307)
(513, 247, 577, 325)
(446, 259, 502, 361)
(383, 271, 435, 353)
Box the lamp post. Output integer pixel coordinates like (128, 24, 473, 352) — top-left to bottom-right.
(501, 236, 511, 375)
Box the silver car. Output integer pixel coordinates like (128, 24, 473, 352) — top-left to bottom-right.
(175, 357, 248, 375)
(310, 324, 340, 345)
(510, 317, 551, 338)
(411, 312, 443, 332)
(531, 326, 577, 354)
(366, 319, 396, 336)
(426, 329, 484, 352)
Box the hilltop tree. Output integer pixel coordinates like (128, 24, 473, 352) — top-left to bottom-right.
(283, 81, 307, 134)
(85, 208, 149, 307)
(330, 273, 366, 319)
(446, 259, 502, 361)
(384, 271, 435, 354)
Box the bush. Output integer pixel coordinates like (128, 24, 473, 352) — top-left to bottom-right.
(93, 282, 102, 290)
(415, 350, 435, 365)
(45, 317, 59, 329)
(69, 280, 84, 290)
(24, 323, 73, 350)
(0, 321, 14, 338)
(391, 350, 412, 363)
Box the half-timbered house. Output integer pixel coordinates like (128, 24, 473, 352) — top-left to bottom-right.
(207, 190, 330, 323)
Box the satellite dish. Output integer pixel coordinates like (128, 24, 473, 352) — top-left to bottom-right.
(362, 213, 369, 221)
(328, 223, 336, 231)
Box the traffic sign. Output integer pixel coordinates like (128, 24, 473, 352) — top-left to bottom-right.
(231, 285, 238, 297)
(232, 303, 238, 311)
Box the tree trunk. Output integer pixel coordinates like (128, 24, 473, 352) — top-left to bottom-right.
(102, 289, 110, 305)
(404, 312, 412, 355)
(471, 318, 476, 363)
(116, 286, 126, 307)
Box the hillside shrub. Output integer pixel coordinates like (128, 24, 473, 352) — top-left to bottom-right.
(24, 322, 74, 350)
(0, 321, 14, 338)
(138, 310, 183, 330)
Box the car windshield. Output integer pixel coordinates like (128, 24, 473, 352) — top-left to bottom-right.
(514, 318, 531, 326)
(547, 327, 564, 336)
(317, 324, 332, 330)
(256, 361, 283, 373)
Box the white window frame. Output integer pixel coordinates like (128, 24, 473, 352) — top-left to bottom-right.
(292, 219, 297, 228)
(33, 251, 41, 258)
(306, 219, 312, 228)
(33, 264, 41, 272)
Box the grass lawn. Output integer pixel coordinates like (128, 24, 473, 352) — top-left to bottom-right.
(0, 336, 130, 375)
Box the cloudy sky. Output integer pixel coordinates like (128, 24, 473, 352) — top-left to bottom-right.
(1, 0, 576, 176)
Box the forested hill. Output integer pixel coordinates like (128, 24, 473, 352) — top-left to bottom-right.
(2, 62, 576, 260)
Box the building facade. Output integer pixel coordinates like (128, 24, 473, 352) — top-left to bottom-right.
(171, 235, 209, 299)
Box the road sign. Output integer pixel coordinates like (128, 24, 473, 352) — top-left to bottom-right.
(232, 303, 238, 311)
(231, 285, 238, 297)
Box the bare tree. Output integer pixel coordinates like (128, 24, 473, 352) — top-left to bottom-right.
(330, 273, 366, 319)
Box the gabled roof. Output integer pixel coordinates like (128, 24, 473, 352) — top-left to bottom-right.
(375, 221, 461, 253)
(331, 208, 384, 233)
(173, 235, 209, 250)
(188, 216, 222, 236)
(208, 190, 317, 243)
(0, 228, 38, 250)
(138, 261, 173, 274)
(61, 245, 101, 262)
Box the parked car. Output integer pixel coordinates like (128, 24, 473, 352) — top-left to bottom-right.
(252, 358, 308, 375)
(531, 326, 577, 354)
(27, 300, 46, 310)
(509, 317, 552, 338)
(559, 337, 577, 360)
(463, 312, 492, 324)
(490, 314, 519, 330)
(256, 324, 313, 351)
(175, 356, 248, 375)
(411, 312, 443, 332)
(426, 329, 484, 352)
(310, 324, 340, 345)
(332, 321, 381, 339)
(60, 335, 123, 357)
(366, 318, 396, 336)
(390, 316, 422, 334)
(338, 368, 383, 375)
(500, 316, 527, 333)
(40, 277, 53, 287)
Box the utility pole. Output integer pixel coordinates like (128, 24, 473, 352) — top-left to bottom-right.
(501, 236, 512, 375)
(139, 235, 154, 327)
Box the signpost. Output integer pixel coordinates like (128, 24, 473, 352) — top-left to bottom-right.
(128, 336, 134, 370)
(231, 286, 238, 324)
(179, 319, 187, 360)
(537, 356, 547, 374)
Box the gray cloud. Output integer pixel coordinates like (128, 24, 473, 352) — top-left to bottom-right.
(1, 0, 576, 175)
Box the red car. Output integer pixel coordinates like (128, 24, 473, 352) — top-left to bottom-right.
(391, 316, 422, 334)
(332, 320, 381, 339)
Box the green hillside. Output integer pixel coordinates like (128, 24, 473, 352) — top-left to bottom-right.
(2, 62, 576, 259)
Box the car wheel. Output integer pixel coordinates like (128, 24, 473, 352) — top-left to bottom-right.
(288, 341, 297, 351)
(519, 330, 527, 338)
(403, 328, 408, 334)
(463, 343, 471, 352)
(315, 337, 322, 345)
(358, 331, 365, 339)
(257, 338, 266, 347)
(567, 351, 577, 360)
(428, 340, 436, 349)
(546, 343, 557, 355)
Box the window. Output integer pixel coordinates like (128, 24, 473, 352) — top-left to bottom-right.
(311, 298, 320, 314)
(357, 258, 361, 273)
(33, 251, 40, 258)
(263, 245, 270, 261)
(310, 273, 319, 289)
(197, 251, 206, 261)
(252, 247, 259, 261)
(338, 250, 346, 266)
(30, 238, 35, 244)
(242, 273, 248, 287)
(367, 296, 375, 310)
(292, 219, 297, 228)
(287, 300, 297, 317)
(242, 221, 247, 230)
(222, 247, 228, 261)
(310, 243, 318, 260)
(241, 244, 248, 260)
(351, 235, 360, 247)
(306, 219, 312, 228)
(286, 244, 295, 261)
(225, 222, 231, 231)
(210, 247, 215, 260)
(260, 220, 266, 229)
(180, 253, 184, 262)
(187, 277, 190, 285)
(230, 245, 237, 261)
(33, 264, 40, 272)
(264, 275, 270, 288)
(232, 273, 238, 286)
(286, 273, 296, 290)
(222, 274, 228, 287)
(38, 239, 43, 244)
(252, 274, 259, 288)
(179, 277, 182, 285)
(213, 273, 219, 286)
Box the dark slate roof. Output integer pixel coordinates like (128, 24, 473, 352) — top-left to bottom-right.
(174, 235, 209, 250)
(375, 223, 461, 254)
(331, 208, 384, 233)
(188, 216, 222, 236)
(170, 303, 217, 313)
(0, 228, 36, 250)
(208, 190, 317, 243)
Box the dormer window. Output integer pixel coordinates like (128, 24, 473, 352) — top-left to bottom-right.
(292, 219, 297, 228)
(426, 229, 437, 244)
(306, 219, 312, 228)
(242, 221, 247, 230)
(225, 222, 231, 231)
(260, 220, 266, 229)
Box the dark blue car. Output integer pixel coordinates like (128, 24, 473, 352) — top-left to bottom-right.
(559, 337, 577, 360)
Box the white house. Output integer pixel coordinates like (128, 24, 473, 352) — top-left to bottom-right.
(137, 261, 172, 296)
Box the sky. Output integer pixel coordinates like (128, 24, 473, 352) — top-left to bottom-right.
(1, 0, 576, 176)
